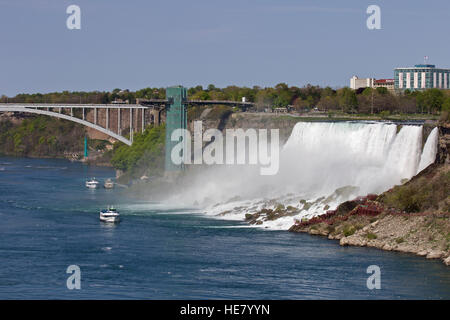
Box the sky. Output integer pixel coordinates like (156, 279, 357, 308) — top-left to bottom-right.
(1, 0, 450, 96)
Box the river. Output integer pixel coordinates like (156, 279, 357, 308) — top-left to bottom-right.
(0, 156, 448, 299)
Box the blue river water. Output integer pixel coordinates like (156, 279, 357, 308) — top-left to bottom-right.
(0, 156, 449, 299)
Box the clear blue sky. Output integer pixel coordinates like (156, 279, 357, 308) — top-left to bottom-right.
(1, 0, 449, 96)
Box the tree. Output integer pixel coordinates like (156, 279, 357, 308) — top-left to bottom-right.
(422, 89, 444, 114)
(442, 97, 450, 112)
(338, 88, 358, 113)
(396, 95, 417, 113)
(376, 87, 388, 95)
(293, 98, 308, 111)
(317, 95, 339, 111)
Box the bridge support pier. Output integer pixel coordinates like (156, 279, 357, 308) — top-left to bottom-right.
(129, 108, 133, 143)
(135, 108, 138, 134)
(117, 108, 121, 135)
(142, 109, 145, 133)
(106, 108, 109, 130)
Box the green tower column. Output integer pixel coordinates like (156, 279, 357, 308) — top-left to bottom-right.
(165, 86, 187, 171)
(84, 136, 88, 158)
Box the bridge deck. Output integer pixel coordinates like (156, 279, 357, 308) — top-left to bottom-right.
(137, 99, 255, 107)
(0, 100, 255, 109)
(0, 103, 147, 109)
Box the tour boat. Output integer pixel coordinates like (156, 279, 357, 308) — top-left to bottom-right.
(104, 178, 114, 189)
(85, 178, 100, 189)
(100, 206, 120, 223)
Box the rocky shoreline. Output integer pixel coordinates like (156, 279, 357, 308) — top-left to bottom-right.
(288, 121, 450, 266)
(290, 208, 450, 266)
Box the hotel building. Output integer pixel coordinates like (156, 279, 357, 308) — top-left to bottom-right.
(350, 76, 374, 90)
(350, 76, 394, 92)
(394, 64, 450, 91)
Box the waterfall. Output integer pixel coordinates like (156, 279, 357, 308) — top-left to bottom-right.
(417, 127, 439, 173)
(281, 122, 423, 195)
(168, 122, 439, 230)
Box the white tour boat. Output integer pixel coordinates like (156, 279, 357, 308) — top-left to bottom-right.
(100, 206, 120, 223)
(85, 178, 100, 189)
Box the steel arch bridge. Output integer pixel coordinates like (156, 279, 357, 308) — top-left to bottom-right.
(0, 104, 155, 146)
(0, 87, 256, 170)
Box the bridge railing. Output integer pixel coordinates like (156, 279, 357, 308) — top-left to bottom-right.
(0, 103, 147, 109)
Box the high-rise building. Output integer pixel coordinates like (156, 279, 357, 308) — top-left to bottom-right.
(394, 64, 450, 91)
(349, 76, 394, 92)
(350, 76, 374, 90)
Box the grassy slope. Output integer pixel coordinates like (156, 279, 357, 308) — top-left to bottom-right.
(0, 116, 85, 158)
(110, 125, 165, 183)
(379, 163, 450, 213)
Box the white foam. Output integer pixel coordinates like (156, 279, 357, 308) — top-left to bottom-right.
(163, 122, 437, 230)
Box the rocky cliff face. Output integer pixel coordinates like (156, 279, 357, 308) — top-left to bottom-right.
(192, 112, 302, 144)
(436, 123, 450, 164)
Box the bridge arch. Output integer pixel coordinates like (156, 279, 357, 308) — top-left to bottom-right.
(0, 107, 132, 146)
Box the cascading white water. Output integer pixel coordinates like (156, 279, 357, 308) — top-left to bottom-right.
(418, 127, 439, 173)
(281, 122, 423, 196)
(166, 122, 439, 230)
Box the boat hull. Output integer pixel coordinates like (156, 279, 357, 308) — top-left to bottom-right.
(99, 209, 120, 223)
(99, 216, 120, 223)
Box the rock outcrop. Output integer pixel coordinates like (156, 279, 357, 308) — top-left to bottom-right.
(436, 123, 450, 164)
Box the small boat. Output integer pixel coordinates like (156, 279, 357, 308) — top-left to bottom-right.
(104, 178, 114, 189)
(100, 206, 120, 223)
(85, 178, 99, 189)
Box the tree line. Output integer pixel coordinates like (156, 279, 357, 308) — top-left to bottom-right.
(2, 84, 450, 114)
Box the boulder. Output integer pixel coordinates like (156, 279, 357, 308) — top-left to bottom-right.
(443, 256, 450, 266)
(417, 250, 428, 256)
(426, 251, 444, 259)
(340, 237, 366, 247)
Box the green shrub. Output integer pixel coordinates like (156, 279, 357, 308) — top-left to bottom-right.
(366, 233, 377, 240)
(343, 225, 356, 237)
(111, 125, 165, 179)
(379, 111, 390, 119)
